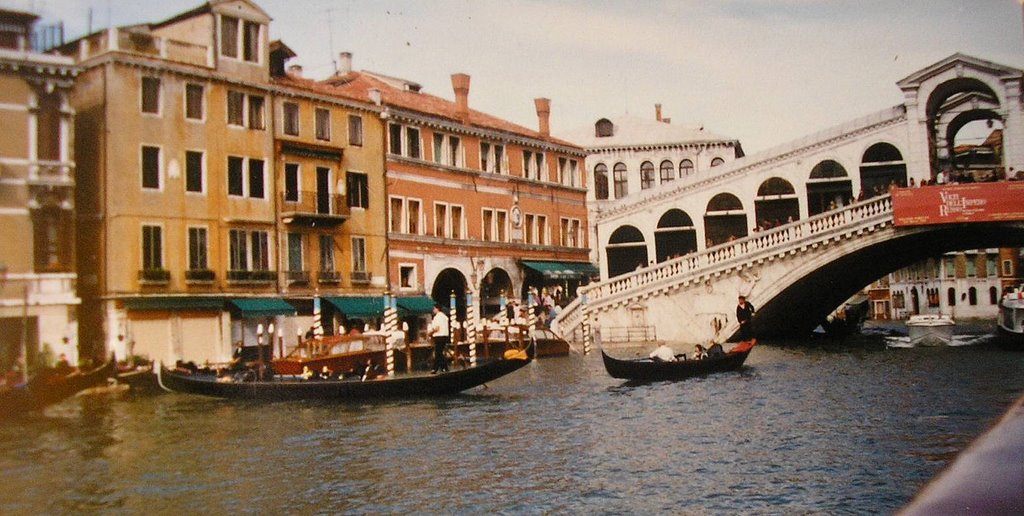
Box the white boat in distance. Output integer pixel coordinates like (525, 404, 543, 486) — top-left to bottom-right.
(997, 285, 1024, 349)
(906, 314, 955, 346)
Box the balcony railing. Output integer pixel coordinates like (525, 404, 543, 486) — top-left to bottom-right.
(351, 271, 370, 284)
(227, 270, 276, 283)
(318, 271, 341, 284)
(286, 270, 310, 284)
(138, 269, 170, 284)
(280, 191, 351, 226)
(185, 269, 216, 282)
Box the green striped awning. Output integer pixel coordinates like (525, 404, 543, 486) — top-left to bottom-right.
(229, 298, 297, 317)
(396, 296, 436, 316)
(522, 261, 599, 280)
(123, 297, 224, 311)
(325, 296, 385, 318)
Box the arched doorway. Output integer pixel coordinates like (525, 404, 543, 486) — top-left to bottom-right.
(654, 209, 697, 262)
(806, 160, 853, 216)
(860, 142, 907, 197)
(703, 193, 747, 247)
(431, 268, 467, 321)
(924, 77, 1004, 180)
(479, 268, 512, 318)
(606, 225, 648, 277)
(754, 177, 799, 229)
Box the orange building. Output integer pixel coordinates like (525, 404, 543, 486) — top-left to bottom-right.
(328, 55, 593, 326)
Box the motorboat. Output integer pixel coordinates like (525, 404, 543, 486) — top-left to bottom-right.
(906, 314, 955, 346)
(997, 285, 1024, 350)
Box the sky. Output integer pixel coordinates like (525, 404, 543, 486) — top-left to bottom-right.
(8, 0, 1024, 153)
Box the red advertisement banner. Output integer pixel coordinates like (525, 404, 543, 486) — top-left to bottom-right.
(892, 182, 1024, 226)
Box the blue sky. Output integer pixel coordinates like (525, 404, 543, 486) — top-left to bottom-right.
(10, 0, 1024, 152)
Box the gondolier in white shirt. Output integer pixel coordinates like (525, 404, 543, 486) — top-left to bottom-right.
(429, 304, 450, 373)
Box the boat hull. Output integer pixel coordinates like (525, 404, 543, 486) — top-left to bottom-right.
(0, 358, 116, 418)
(158, 355, 532, 401)
(601, 341, 755, 381)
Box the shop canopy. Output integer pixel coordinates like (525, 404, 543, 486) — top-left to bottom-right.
(522, 261, 599, 280)
(123, 297, 224, 311)
(325, 296, 385, 319)
(396, 295, 436, 316)
(229, 298, 297, 317)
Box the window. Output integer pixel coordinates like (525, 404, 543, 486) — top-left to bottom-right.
(388, 123, 402, 155)
(1003, 259, 1014, 276)
(559, 158, 572, 186)
(185, 150, 204, 193)
(640, 161, 655, 190)
(288, 233, 303, 274)
(348, 115, 363, 146)
(284, 163, 299, 202)
(283, 102, 299, 136)
(560, 218, 581, 247)
(229, 229, 247, 272)
(968, 287, 978, 306)
(525, 214, 535, 244)
(480, 142, 507, 173)
(482, 208, 507, 242)
(227, 156, 244, 196)
(434, 203, 465, 239)
(613, 162, 628, 198)
(482, 209, 493, 241)
(399, 264, 416, 289)
(35, 91, 61, 161)
(480, 142, 490, 172)
(594, 164, 609, 200)
(966, 255, 977, 277)
(406, 127, 421, 158)
(315, 108, 330, 141)
(434, 203, 448, 238)
(433, 133, 443, 164)
(220, 16, 239, 58)
(250, 231, 269, 271)
(141, 146, 160, 189)
(248, 159, 265, 199)
(523, 150, 534, 179)
(243, 21, 260, 63)
(536, 215, 547, 245)
(448, 135, 461, 167)
(227, 230, 270, 275)
(346, 172, 369, 209)
(660, 160, 675, 183)
(986, 255, 997, 277)
(389, 197, 404, 233)
(680, 159, 694, 176)
(407, 199, 421, 234)
(141, 225, 163, 270)
(141, 77, 160, 114)
(248, 96, 265, 130)
(450, 205, 463, 239)
(990, 286, 999, 305)
(710, 157, 725, 167)
(185, 83, 204, 120)
(188, 227, 208, 271)
(352, 237, 366, 274)
(33, 208, 66, 271)
(227, 91, 244, 126)
(944, 256, 955, 278)
(432, 133, 461, 166)
(947, 287, 956, 306)
(319, 235, 335, 273)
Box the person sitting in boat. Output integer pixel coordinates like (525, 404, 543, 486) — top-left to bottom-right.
(692, 344, 708, 360)
(648, 342, 676, 362)
(706, 342, 725, 359)
(54, 354, 74, 376)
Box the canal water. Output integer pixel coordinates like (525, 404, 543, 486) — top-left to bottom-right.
(2, 334, 1024, 514)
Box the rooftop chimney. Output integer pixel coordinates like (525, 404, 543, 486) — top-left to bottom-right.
(337, 52, 352, 74)
(287, 64, 303, 78)
(451, 73, 471, 122)
(655, 103, 662, 122)
(535, 97, 551, 137)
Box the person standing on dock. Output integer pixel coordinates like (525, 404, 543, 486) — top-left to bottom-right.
(736, 295, 756, 341)
(429, 304, 450, 373)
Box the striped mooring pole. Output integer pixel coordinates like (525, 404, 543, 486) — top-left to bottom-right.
(498, 290, 508, 326)
(383, 292, 397, 377)
(465, 290, 477, 366)
(527, 289, 538, 329)
(581, 293, 593, 355)
(449, 290, 458, 344)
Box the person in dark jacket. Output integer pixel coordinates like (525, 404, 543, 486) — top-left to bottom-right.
(736, 295, 755, 341)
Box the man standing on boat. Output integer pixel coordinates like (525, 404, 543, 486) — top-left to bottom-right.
(429, 304, 450, 373)
(736, 295, 756, 341)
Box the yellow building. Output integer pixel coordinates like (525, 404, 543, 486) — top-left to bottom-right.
(0, 9, 80, 373)
(59, 0, 386, 365)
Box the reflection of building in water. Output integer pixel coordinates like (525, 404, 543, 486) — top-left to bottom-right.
(0, 9, 81, 370)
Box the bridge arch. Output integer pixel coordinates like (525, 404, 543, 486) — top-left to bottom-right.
(859, 142, 907, 195)
(655, 209, 697, 262)
(924, 76, 1004, 177)
(704, 193, 747, 246)
(606, 225, 648, 277)
(806, 159, 853, 216)
(754, 177, 800, 229)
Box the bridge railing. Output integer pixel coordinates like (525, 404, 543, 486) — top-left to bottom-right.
(555, 195, 894, 339)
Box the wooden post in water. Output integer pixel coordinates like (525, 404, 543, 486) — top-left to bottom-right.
(256, 323, 264, 381)
(582, 293, 592, 355)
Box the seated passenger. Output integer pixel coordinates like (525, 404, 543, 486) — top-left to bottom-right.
(648, 342, 676, 362)
(692, 344, 708, 360)
(707, 342, 725, 358)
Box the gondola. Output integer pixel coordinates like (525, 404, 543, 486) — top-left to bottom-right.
(601, 340, 756, 381)
(0, 356, 116, 418)
(156, 346, 533, 401)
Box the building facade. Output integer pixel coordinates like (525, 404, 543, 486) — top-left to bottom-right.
(0, 9, 80, 373)
(328, 59, 592, 329)
(59, 0, 387, 365)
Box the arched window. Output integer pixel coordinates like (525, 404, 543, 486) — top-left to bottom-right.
(679, 159, 694, 176)
(968, 287, 977, 306)
(593, 163, 609, 200)
(989, 286, 999, 304)
(659, 160, 674, 184)
(613, 162, 628, 199)
(710, 157, 725, 167)
(595, 118, 614, 137)
(947, 287, 957, 307)
(640, 161, 655, 190)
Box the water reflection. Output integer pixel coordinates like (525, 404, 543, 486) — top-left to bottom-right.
(1, 339, 1023, 513)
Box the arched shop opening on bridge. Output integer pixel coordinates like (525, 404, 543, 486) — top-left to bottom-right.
(607, 225, 648, 278)
(806, 159, 853, 216)
(704, 193, 748, 247)
(754, 177, 800, 230)
(860, 142, 907, 195)
(655, 209, 698, 262)
(925, 76, 1007, 181)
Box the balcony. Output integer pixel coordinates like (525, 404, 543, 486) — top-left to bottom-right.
(318, 271, 342, 284)
(286, 270, 310, 285)
(350, 271, 371, 285)
(185, 269, 216, 283)
(280, 191, 350, 227)
(227, 270, 276, 284)
(74, 27, 213, 68)
(138, 269, 170, 285)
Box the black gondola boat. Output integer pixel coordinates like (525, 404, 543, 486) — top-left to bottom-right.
(0, 356, 116, 418)
(156, 346, 533, 401)
(601, 340, 756, 381)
